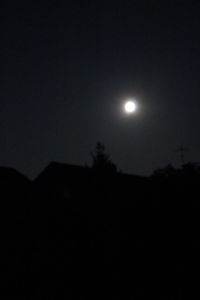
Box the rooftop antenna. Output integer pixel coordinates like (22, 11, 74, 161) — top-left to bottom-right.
(176, 145, 188, 165)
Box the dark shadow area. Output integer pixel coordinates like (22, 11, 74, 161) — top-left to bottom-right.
(0, 159, 200, 299)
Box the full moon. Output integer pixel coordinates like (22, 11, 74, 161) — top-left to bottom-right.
(124, 100, 137, 114)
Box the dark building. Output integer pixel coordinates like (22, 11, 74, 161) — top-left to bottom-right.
(0, 162, 200, 299)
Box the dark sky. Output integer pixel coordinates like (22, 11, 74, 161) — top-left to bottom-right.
(1, 0, 200, 178)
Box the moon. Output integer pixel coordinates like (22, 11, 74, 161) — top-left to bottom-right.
(124, 100, 137, 114)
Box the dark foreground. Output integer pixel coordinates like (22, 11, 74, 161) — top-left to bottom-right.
(0, 163, 200, 299)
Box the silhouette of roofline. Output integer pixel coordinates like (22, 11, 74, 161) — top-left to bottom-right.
(0, 166, 31, 183)
(34, 161, 147, 184)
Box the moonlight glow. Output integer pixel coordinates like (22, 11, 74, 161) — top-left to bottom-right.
(124, 100, 137, 114)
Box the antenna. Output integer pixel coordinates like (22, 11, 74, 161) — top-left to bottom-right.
(175, 145, 188, 165)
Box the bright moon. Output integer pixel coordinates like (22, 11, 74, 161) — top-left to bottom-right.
(124, 100, 137, 114)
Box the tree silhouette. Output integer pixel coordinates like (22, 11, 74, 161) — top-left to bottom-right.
(152, 164, 176, 177)
(152, 162, 200, 178)
(90, 142, 117, 173)
(181, 162, 200, 176)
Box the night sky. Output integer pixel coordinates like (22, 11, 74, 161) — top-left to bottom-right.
(1, 0, 200, 178)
